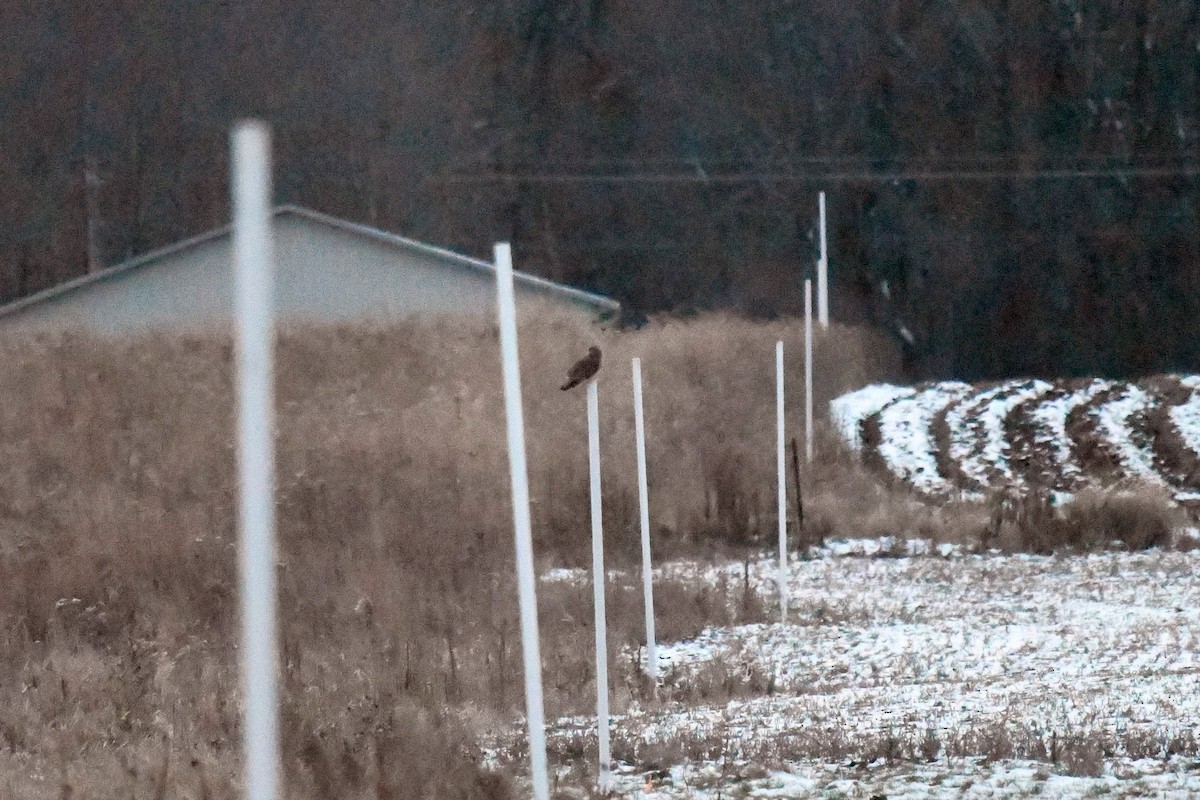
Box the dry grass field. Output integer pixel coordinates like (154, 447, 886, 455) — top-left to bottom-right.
(0, 310, 900, 798)
(5, 310, 1197, 797)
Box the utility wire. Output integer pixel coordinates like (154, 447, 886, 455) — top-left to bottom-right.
(461, 151, 1199, 168)
(430, 163, 1200, 185)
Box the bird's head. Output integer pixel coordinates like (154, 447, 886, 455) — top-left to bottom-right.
(589, 346, 601, 359)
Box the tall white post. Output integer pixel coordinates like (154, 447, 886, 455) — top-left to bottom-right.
(494, 242, 550, 800)
(776, 341, 788, 624)
(587, 380, 612, 794)
(631, 358, 657, 683)
(232, 120, 281, 800)
(805, 280, 815, 463)
(817, 191, 829, 329)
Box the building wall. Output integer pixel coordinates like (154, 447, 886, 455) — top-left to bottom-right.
(274, 215, 503, 320)
(0, 214, 609, 333)
(2, 237, 233, 333)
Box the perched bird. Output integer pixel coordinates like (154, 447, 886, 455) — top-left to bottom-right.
(560, 346, 602, 391)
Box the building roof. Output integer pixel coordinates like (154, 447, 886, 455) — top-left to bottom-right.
(0, 205, 620, 320)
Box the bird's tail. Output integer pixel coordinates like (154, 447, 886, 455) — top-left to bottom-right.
(561, 379, 579, 391)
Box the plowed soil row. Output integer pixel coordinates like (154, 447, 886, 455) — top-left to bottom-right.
(837, 376, 1200, 500)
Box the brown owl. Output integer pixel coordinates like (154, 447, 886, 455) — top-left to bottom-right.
(560, 346, 602, 391)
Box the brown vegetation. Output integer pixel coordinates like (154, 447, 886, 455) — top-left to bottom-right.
(982, 482, 1187, 554)
(5, 310, 1188, 794)
(0, 310, 897, 796)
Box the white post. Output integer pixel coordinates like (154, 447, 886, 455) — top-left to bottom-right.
(632, 358, 656, 683)
(805, 280, 815, 463)
(776, 341, 788, 624)
(817, 191, 829, 329)
(588, 380, 612, 794)
(232, 120, 281, 800)
(494, 242, 550, 800)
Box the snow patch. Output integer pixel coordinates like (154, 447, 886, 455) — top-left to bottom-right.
(1028, 379, 1113, 489)
(876, 382, 973, 497)
(829, 383, 916, 451)
(947, 379, 1053, 491)
(1091, 385, 1164, 484)
(582, 756, 1200, 799)
(1169, 384, 1200, 461)
(505, 552, 1200, 798)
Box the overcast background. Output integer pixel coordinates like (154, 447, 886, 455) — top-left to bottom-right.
(3, 0, 1198, 379)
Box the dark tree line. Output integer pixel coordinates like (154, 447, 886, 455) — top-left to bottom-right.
(2, 0, 1198, 380)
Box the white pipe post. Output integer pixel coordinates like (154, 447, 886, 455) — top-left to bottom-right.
(775, 341, 788, 624)
(232, 120, 281, 800)
(494, 243, 550, 800)
(805, 280, 815, 463)
(587, 379, 612, 794)
(817, 191, 829, 329)
(632, 358, 657, 684)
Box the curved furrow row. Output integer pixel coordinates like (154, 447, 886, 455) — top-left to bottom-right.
(875, 382, 973, 498)
(947, 379, 1054, 493)
(829, 384, 916, 452)
(1170, 379, 1200, 450)
(834, 377, 1200, 501)
(1088, 384, 1166, 486)
(1026, 379, 1113, 491)
(1139, 375, 1200, 500)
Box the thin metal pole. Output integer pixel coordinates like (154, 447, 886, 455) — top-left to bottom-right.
(588, 380, 612, 794)
(818, 191, 829, 328)
(232, 119, 281, 800)
(806, 280, 815, 463)
(776, 341, 788, 623)
(494, 242, 550, 800)
(632, 358, 657, 684)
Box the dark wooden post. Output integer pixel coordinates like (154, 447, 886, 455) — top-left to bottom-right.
(790, 438, 806, 546)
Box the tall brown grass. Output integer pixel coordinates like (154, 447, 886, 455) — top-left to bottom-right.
(0, 308, 898, 796)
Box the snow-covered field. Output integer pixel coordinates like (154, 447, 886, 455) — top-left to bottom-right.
(830, 383, 915, 452)
(1028, 379, 1113, 491)
(947, 379, 1052, 492)
(876, 382, 973, 497)
(589, 755, 1200, 798)
(1092, 385, 1164, 486)
(833, 376, 1200, 501)
(488, 546, 1200, 797)
(486, 378, 1200, 796)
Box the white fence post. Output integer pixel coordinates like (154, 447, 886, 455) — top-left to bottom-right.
(494, 243, 550, 800)
(776, 341, 788, 623)
(232, 119, 281, 800)
(817, 191, 829, 329)
(587, 380, 612, 794)
(632, 358, 657, 684)
(805, 279, 815, 463)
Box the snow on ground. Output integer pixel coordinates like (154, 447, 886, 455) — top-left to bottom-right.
(876, 382, 973, 497)
(833, 377, 1200, 499)
(814, 536, 959, 558)
(537, 538, 964, 590)
(829, 383, 916, 452)
(506, 548, 1200, 798)
(564, 755, 1200, 798)
(1092, 385, 1165, 484)
(1027, 379, 1113, 489)
(947, 380, 1052, 490)
(1170, 378, 1200, 461)
(635, 552, 1200, 746)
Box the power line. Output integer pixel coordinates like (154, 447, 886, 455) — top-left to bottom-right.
(429, 164, 1200, 185)
(456, 151, 1200, 168)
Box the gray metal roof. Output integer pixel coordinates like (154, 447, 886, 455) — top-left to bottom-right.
(0, 205, 620, 320)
